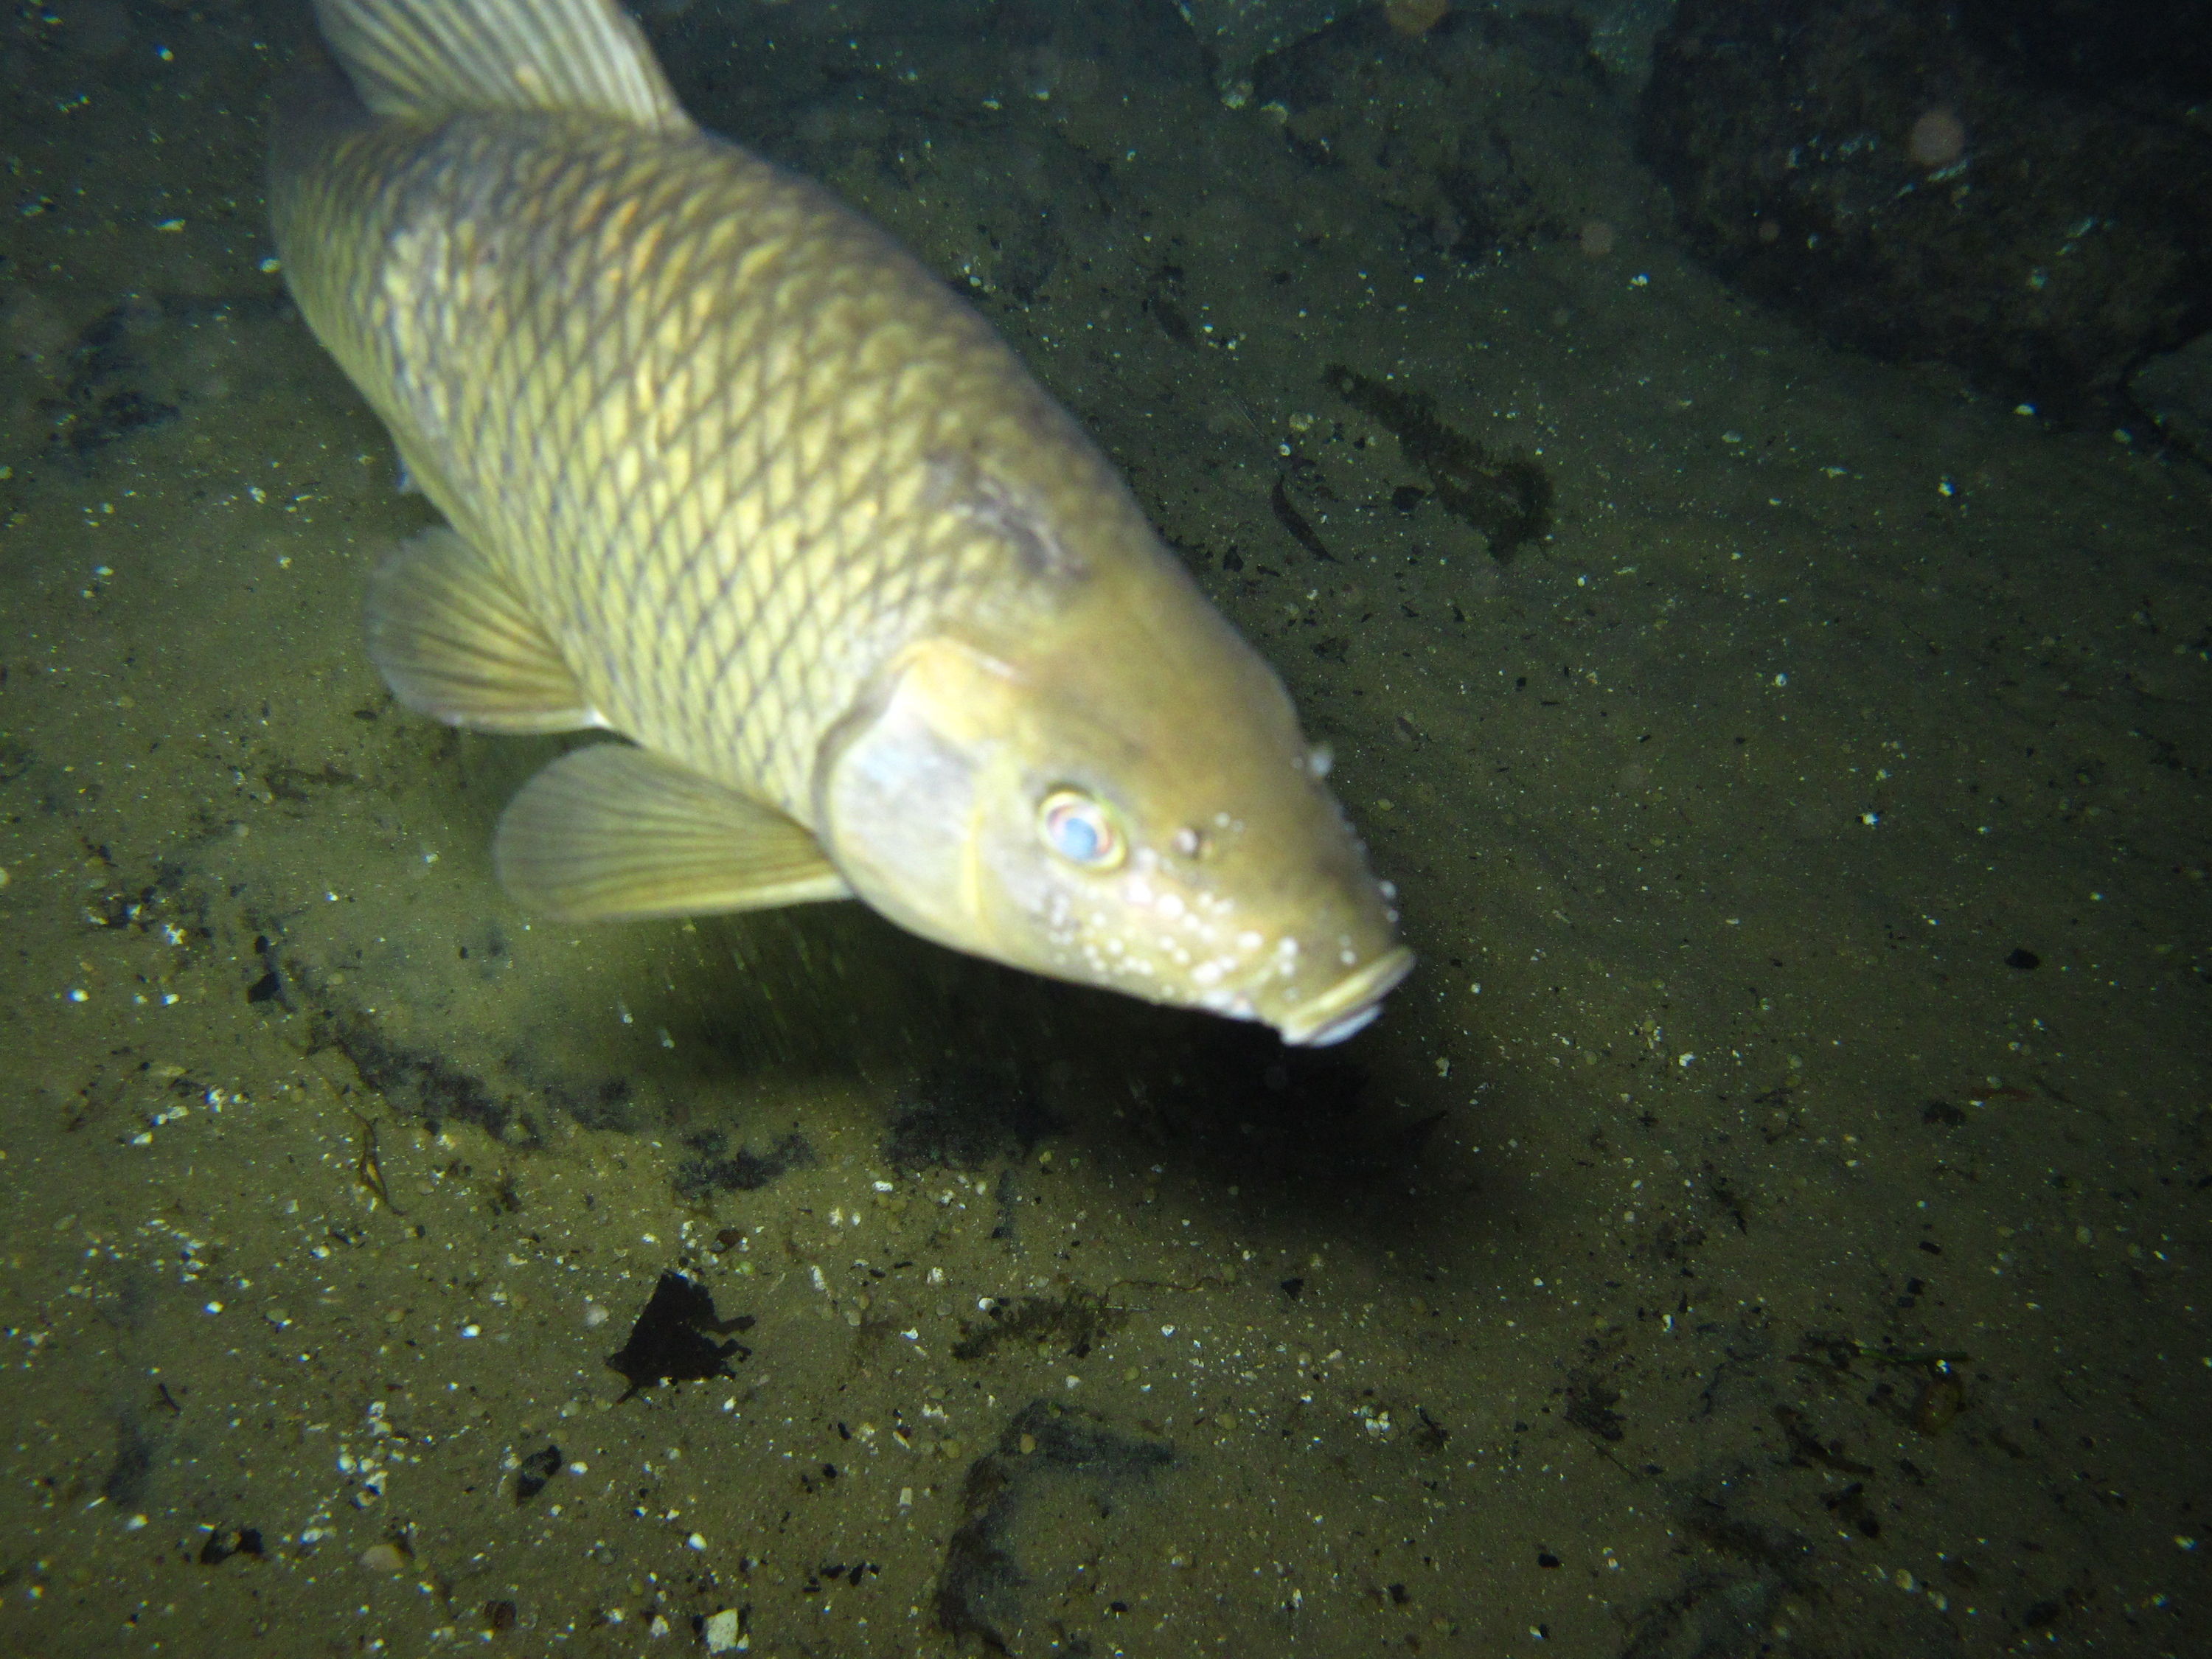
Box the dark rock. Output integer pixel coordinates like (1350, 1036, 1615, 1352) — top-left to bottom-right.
(1640, 0, 2212, 422)
(1564, 1377, 1627, 1442)
(2130, 332, 2212, 458)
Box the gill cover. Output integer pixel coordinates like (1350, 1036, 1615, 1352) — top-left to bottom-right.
(815, 636, 1023, 964)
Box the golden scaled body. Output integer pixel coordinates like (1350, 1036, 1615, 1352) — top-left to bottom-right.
(271, 0, 1411, 1043)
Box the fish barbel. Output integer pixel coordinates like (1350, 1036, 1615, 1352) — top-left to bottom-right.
(270, 0, 1412, 1043)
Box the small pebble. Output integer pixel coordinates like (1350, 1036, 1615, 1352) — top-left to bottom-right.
(358, 1542, 409, 1573)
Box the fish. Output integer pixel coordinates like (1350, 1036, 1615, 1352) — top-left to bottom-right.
(268, 0, 1412, 1045)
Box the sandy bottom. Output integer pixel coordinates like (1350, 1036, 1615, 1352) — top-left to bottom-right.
(0, 4, 2204, 1656)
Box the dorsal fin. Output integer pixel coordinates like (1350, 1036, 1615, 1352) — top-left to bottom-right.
(311, 0, 691, 132)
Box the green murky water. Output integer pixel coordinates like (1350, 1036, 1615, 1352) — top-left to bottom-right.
(1, 4, 2204, 1655)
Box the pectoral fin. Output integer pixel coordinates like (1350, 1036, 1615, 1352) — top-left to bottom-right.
(495, 743, 852, 921)
(366, 526, 599, 732)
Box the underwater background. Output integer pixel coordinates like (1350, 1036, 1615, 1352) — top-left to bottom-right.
(0, 1, 2205, 1654)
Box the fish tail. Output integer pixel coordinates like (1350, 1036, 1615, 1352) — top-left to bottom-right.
(310, 0, 689, 131)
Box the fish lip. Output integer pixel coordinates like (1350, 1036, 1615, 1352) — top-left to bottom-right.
(1274, 945, 1414, 1046)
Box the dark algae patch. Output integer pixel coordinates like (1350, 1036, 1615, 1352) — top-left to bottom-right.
(951, 1287, 1124, 1362)
(318, 1011, 524, 1142)
(1325, 362, 1553, 558)
(881, 1063, 1062, 1173)
(1563, 1375, 1627, 1442)
(936, 1400, 1173, 1652)
(673, 1128, 815, 1200)
(46, 301, 180, 464)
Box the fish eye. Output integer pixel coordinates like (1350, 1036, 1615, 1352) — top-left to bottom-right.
(1038, 787, 1124, 871)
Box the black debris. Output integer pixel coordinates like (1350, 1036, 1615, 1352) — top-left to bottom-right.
(801, 1561, 878, 1593)
(1820, 1480, 1882, 1537)
(515, 1444, 564, 1504)
(198, 1528, 265, 1565)
(241, 932, 291, 1009)
(1143, 264, 1194, 346)
(605, 1272, 754, 1400)
(2006, 947, 2042, 970)
(1269, 472, 1338, 562)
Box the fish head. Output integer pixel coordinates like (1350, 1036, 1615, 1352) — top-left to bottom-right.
(815, 556, 1411, 1045)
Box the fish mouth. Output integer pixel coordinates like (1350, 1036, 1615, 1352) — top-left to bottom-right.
(1274, 945, 1415, 1046)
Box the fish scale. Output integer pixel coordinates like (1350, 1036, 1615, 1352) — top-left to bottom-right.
(270, 0, 1412, 1044)
(291, 113, 1051, 818)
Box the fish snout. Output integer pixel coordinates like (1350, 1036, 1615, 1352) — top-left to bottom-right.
(1273, 945, 1414, 1046)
